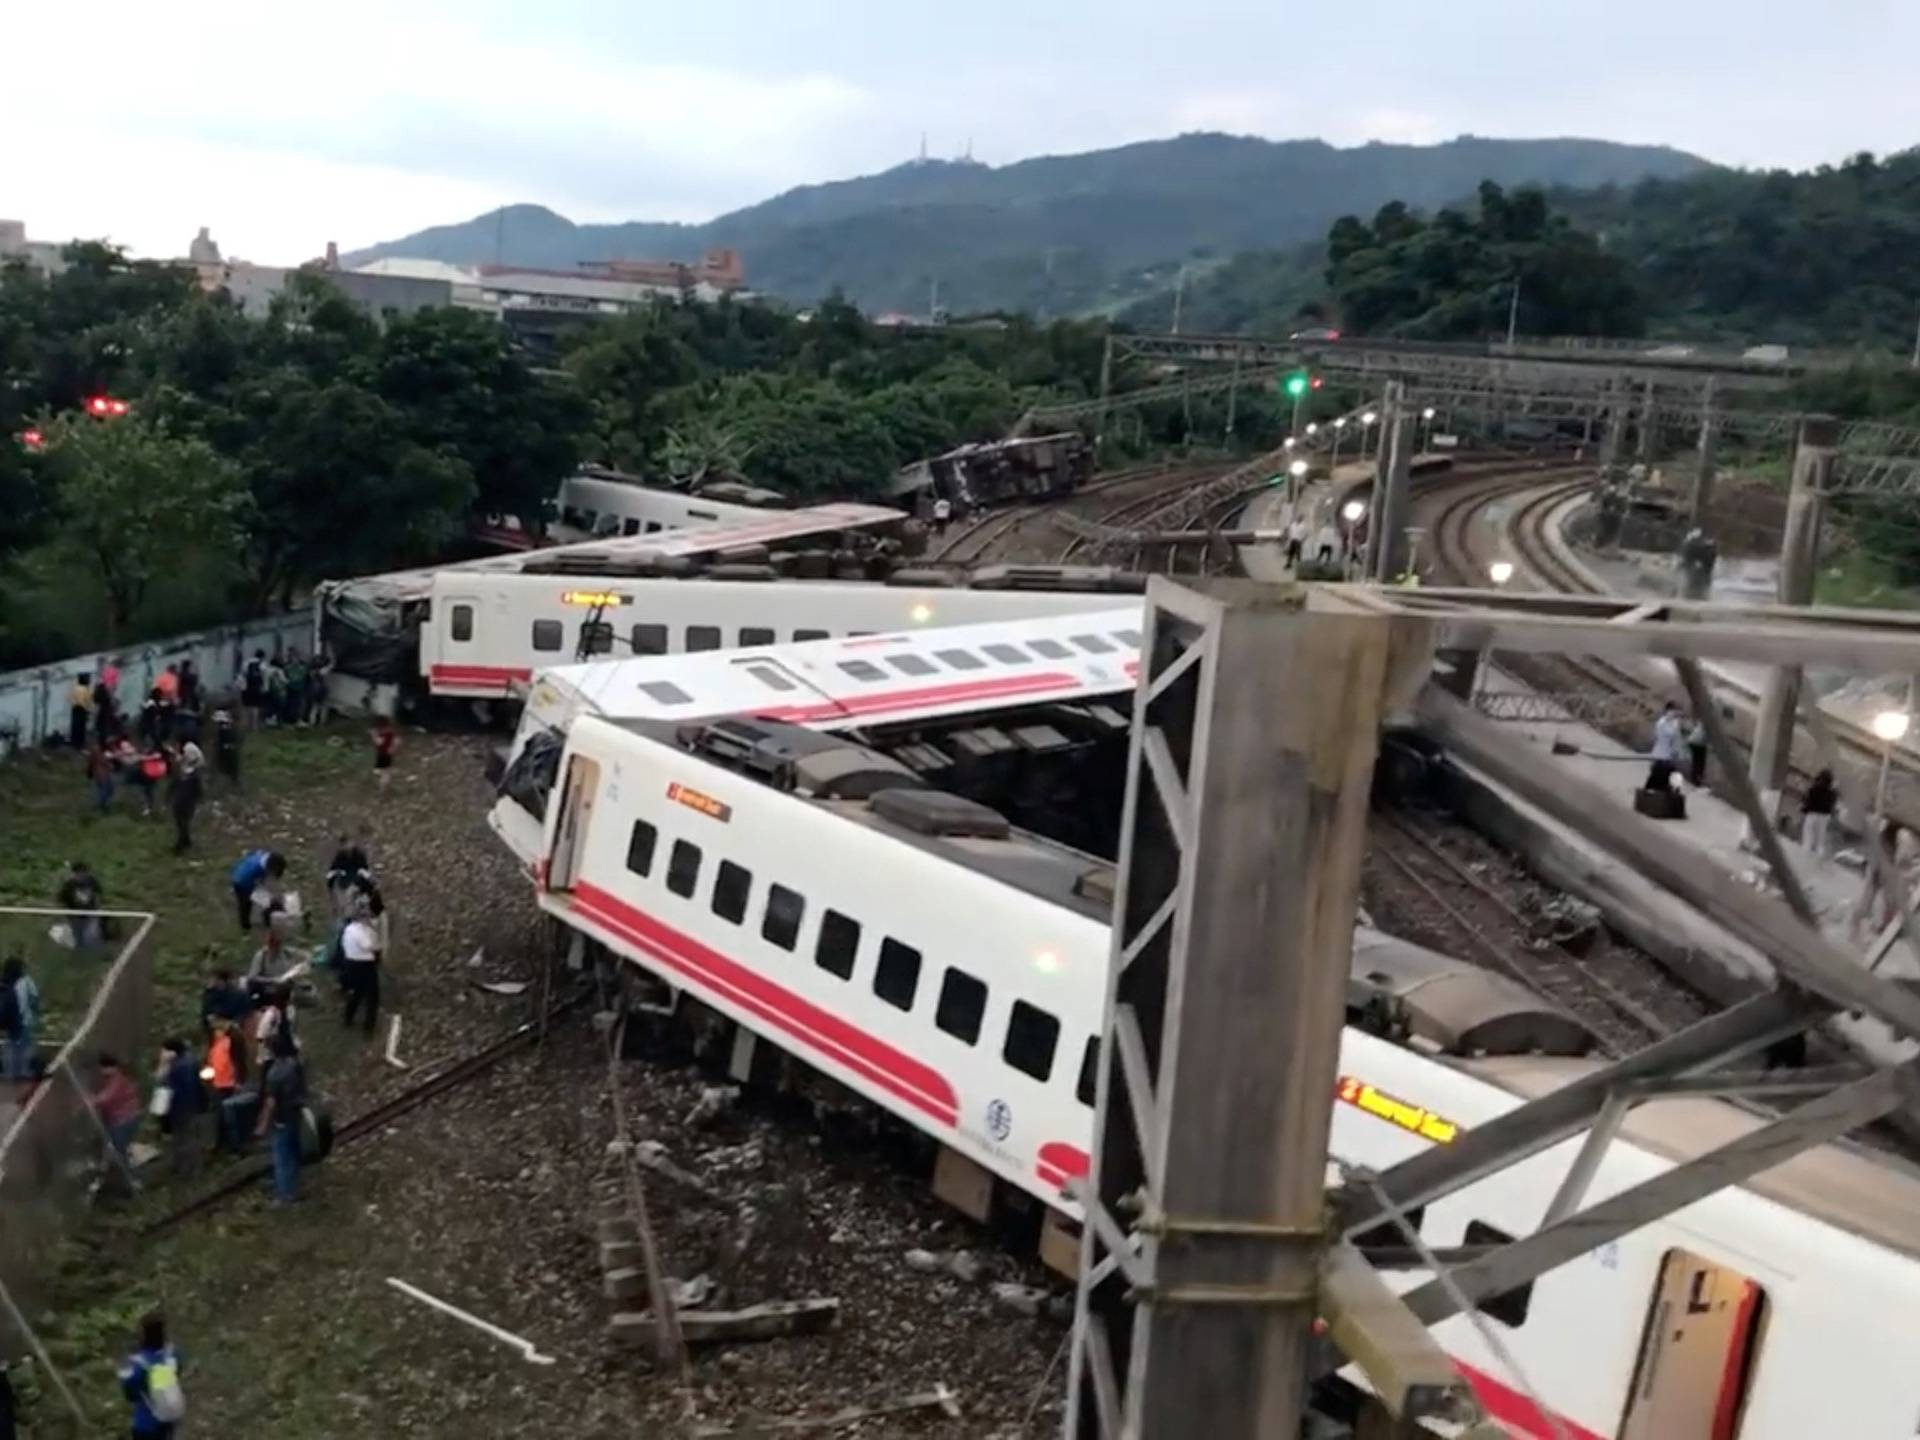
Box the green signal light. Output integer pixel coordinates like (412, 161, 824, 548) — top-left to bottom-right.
(1284, 373, 1310, 399)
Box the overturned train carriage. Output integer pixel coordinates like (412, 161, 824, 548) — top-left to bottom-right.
(891, 432, 1094, 510)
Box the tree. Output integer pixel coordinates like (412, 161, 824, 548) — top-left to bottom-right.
(37, 414, 243, 640)
(378, 306, 587, 529)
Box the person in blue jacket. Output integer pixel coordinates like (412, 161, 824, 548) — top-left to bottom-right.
(229, 850, 285, 933)
(119, 1311, 184, 1437)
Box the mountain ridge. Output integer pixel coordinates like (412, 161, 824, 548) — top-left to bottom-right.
(343, 131, 1712, 314)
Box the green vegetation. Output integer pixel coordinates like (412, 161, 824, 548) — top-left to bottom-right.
(1, 247, 1136, 667)
(347, 134, 1707, 316)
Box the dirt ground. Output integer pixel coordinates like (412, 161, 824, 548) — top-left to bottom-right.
(0, 725, 1063, 1437)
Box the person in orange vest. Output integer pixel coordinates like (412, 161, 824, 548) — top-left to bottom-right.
(204, 1017, 248, 1152)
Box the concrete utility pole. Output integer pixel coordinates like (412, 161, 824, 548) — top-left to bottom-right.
(1095, 335, 1114, 445)
(1066, 578, 1455, 1440)
(1690, 377, 1720, 527)
(1749, 414, 1840, 799)
(1371, 382, 1415, 582)
(1224, 351, 1241, 438)
(1599, 378, 1629, 479)
(1636, 377, 1658, 464)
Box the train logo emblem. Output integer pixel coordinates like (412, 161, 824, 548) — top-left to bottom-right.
(985, 1099, 1013, 1141)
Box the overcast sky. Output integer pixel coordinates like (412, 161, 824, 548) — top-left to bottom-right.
(5, 0, 1917, 264)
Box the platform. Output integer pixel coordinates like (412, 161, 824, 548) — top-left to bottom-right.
(1238, 462, 1376, 583)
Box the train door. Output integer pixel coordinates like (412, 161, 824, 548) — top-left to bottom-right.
(441, 593, 480, 668)
(545, 756, 601, 892)
(1617, 1247, 1768, 1440)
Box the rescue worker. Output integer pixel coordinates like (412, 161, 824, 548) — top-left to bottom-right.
(1645, 701, 1684, 794)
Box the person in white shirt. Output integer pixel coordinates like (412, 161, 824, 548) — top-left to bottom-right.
(1646, 701, 1685, 794)
(339, 914, 382, 1036)
(1314, 523, 1341, 566)
(1285, 515, 1310, 569)
(931, 496, 952, 532)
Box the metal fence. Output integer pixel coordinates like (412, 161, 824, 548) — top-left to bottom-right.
(0, 906, 155, 1412)
(0, 610, 312, 758)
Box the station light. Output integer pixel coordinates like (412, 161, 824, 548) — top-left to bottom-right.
(1305, 422, 1319, 436)
(1284, 372, 1310, 399)
(1361, 410, 1378, 426)
(1488, 561, 1515, 586)
(1342, 500, 1367, 522)
(1872, 709, 1911, 743)
(1288, 460, 1309, 478)
(1422, 407, 1437, 421)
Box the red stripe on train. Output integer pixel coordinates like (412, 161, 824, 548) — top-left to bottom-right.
(430, 663, 532, 688)
(1455, 1360, 1607, 1440)
(754, 671, 1087, 724)
(569, 881, 959, 1128)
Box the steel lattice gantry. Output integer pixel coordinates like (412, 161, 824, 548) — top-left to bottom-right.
(1066, 579, 1920, 1440)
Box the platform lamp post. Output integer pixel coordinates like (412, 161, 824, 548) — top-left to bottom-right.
(1361, 408, 1379, 461)
(1873, 704, 1912, 818)
(1470, 560, 1516, 704)
(1341, 498, 1366, 578)
(1331, 416, 1349, 470)
(1422, 406, 1437, 452)
(1288, 457, 1309, 509)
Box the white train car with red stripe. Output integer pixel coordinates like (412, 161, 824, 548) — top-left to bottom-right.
(316, 502, 909, 712)
(426, 574, 1139, 703)
(521, 705, 1920, 1440)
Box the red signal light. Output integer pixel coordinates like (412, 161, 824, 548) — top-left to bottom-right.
(1310, 377, 1325, 390)
(18, 428, 44, 450)
(86, 396, 111, 416)
(108, 398, 129, 416)
(84, 396, 130, 418)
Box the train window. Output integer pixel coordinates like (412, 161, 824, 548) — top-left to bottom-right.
(935, 648, 985, 671)
(762, 884, 805, 951)
(666, 840, 703, 899)
(1004, 1001, 1061, 1081)
(632, 623, 668, 655)
(450, 604, 474, 643)
(795, 628, 829, 642)
(579, 621, 614, 655)
(888, 655, 937, 677)
(745, 664, 797, 692)
(934, 967, 988, 1044)
(688, 626, 722, 652)
(639, 681, 692, 705)
(873, 938, 922, 1011)
(531, 619, 564, 652)
(815, 909, 861, 979)
(838, 660, 887, 682)
(1028, 638, 1073, 659)
(625, 821, 658, 878)
(740, 627, 776, 647)
(712, 860, 751, 924)
(1070, 634, 1114, 654)
(1114, 628, 1142, 646)
(983, 643, 1031, 664)
(1462, 1221, 1532, 1327)
(623, 518, 641, 536)
(644, 520, 663, 534)
(1075, 1036, 1100, 1106)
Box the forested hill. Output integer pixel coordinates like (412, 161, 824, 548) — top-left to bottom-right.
(344, 133, 1708, 315)
(1126, 149, 1920, 349)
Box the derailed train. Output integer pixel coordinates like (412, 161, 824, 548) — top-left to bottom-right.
(492, 614, 1920, 1440)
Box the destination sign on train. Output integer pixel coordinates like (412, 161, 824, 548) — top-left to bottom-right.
(1336, 1075, 1459, 1144)
(561, 590, 632, 607)
(668, 782, 732, 822)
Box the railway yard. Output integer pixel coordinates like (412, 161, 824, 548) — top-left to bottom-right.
(13, 441, 1920, 1437)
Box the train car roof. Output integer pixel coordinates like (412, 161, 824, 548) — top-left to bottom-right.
(324, 502, 903, 597)
(1463, 1053, 1920, 1260)
(535, 604, 1143, 730)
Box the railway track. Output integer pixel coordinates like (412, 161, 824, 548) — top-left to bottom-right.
(143, 993, 586, 1234)
(1430, 465, 1920, 826)
(926, 460, 1233, 567)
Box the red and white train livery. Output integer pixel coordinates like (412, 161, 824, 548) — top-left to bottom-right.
(515, 706, 1920, 1440)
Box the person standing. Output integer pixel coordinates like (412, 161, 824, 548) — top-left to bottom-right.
(93, 672, 120, 744)
(57, 860, 106, 954)
(85, 739, 115, 816)
(1, 958, 40, 1084)
(265, 655, 288, 728)
(91, 1052, 142, 1176)
(256, 1029, 307, 1204)
(67, 672, 94, 750)
(205, 1016, 248, 1151)
(132, 743, 166, 818)
(118, 1312, 185, 1438)
(371, 715, 399, 795)
(1802, 769, 1839, 858)
(339, 907, 383, 1036)
(1645, 701, 1685, 794)
(327, 832, 372, 917)
(1285, 512, 1309, 570)
(1313, 520, 1340, 566)
(168, 739, 206, 855)
(306, 647, 332, 726)
(230, 849, 286, 933)
(154, 1038, 207, 1179)
(283, 651, 310, 726)
(1685, 713, 1709, 788)
(177, 659, 202, 716)
(241, 650, 266, 730)
(213, 708, 241, 790)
